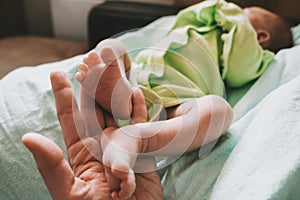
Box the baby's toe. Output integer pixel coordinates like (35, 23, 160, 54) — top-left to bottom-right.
(78, 63, 88, 74)
(75, 71, 86, 83)
(101, 47, 119, 67)
(83, 51, 101, 67)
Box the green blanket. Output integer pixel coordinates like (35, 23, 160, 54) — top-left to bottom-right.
(128, 0, 273, 121)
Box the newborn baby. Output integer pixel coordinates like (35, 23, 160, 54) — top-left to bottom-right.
(243, 6, 293, 53)
(75, 1, 292, 198)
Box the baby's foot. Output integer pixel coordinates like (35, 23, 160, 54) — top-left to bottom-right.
(101, 127, 142, 199)
(101, 88, 148, 199)
(76, 39, 132, 119)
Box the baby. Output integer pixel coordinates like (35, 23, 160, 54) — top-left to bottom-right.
(75, 1, 292, 199)
(243, 6, 293, 53)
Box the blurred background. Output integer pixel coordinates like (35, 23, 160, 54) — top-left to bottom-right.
(1, 0, 299, 41)
(0, 0, 299, 78)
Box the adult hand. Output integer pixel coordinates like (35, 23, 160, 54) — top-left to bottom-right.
(22, 71, 162, 200)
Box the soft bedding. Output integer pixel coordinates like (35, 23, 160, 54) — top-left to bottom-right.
(0, 16, 299, 200)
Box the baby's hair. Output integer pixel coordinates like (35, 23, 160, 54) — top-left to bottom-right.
(268, 16, 293, 53)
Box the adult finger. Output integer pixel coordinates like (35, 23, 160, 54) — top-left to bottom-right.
(80, 88, 105, 137)
(22, 133, 75, 200)
(50, 71, 84, 149)
(134, 156, 163, 199)
(131, 88, 147, 124)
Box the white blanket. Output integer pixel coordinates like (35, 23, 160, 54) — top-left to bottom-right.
(0, 17, 299, 199)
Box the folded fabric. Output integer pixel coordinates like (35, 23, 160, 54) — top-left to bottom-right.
(159, 43, 300, 200)
(127, 0, 273, 120)
(292, 23, 300, 45)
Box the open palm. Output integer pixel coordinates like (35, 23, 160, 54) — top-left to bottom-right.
(22, 71, 162, 200)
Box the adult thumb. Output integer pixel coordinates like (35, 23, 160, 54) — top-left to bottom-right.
(22, 133, 75, 200)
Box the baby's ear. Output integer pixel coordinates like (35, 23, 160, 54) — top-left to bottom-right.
(256, 29, 271, 48)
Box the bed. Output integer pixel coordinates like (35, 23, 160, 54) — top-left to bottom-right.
(0, 1, 299, 199)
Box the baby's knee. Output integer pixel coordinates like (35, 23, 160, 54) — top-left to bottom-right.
(196, 95, 233, 133)
(199, 95, 232, 112)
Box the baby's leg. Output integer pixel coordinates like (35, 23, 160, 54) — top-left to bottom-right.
(76, 39, 132, 119)
(101, 89, 147, 199)
(123, 95, 233, 156)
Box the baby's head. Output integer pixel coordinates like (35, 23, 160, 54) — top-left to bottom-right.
(243, 7, 293, 53)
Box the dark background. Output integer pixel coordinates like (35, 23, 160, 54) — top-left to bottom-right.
(1, 0, 299, 40)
